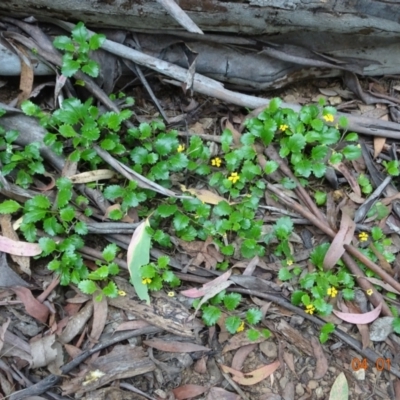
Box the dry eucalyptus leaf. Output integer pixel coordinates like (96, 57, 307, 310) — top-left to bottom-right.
(31, 334, 63, 370)
(70, 169, 116, 183)
(180, 184, 233, 205)
(58, 301, 93, 344)
(0, 215, 31, 275)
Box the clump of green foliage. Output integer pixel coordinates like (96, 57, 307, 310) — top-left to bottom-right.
(194, 290, 271, 341)
(53, 21, 106, 77)
(0, 109, 45, 188)
(0, 21, 399, 342)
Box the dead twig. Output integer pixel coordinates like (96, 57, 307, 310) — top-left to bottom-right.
(155, 0, 203, 34)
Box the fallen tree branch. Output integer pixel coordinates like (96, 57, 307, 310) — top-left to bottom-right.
(155, 0, 203, 34)
(49, 19, 400, 140)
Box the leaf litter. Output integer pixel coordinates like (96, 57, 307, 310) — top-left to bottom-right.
(0, 18, 400, 400)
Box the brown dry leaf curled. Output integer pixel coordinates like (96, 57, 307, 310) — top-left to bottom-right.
(172, 384, 209, 400)
(221, 360, 280, 386)
(323, 211, 355, 270)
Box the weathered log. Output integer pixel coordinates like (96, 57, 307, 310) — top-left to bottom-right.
(0, 1, 400, 89)
(1, 0, 400, 37)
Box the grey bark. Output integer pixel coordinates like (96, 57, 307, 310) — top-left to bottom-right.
(0, 0, 399, 90)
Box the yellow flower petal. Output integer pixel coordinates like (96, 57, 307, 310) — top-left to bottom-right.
(358, 232, 369, 242)
(236, 321, 245, 332)
(323, 114, 334, 123)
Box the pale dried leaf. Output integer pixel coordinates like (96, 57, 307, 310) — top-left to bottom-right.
(373, 136, 386, 158)
(0, 235, 41, 256)
(222, 118, 241, 145)
(64, 344, 83, 359)
(0, 214, 31, 275)
(115, 320, 151, 331)
(311, 336, 328, 379)
(319, 88, 338, 96)
(220, 364, 244, 378)
(180, 185, 232, 205)
(348, 192, 365, 204)
(172, 384, 209, 400)
(12, 287, 49, 323)
(206, 387, 240, 400)
(1, 331, 32, 364)
(181, 269, 232, 298)
(194, 357, 208, 374)
(243, 256, 259, 276)
(330, 162, 361, 197)
(16, 45, 34, 105)
(323, 211, 355, 270)
(31, 334, 63, 369)
(231, 343, 257, 371)
(70, 169, 116, 183)
(58, 301, 93, 344)
(344, 302, 370, 349)
(283, 352, 297, 377)
(0, 371, 13, 397)
(90, 293, 108, 343)
(224, 360, 280, 386)
(382, 192, 400, 206)
(333, 302, 382, 324)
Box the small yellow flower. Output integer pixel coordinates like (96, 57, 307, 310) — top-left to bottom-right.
(327, 287, 338, 298)
(142, 278, 152, 285)
(279, 124, 289, 131)
(177, 144, 185, 153)
(286, 259, 293, 266)
(167, 291, 175, 297)
(211, 157, 222, 167)
(367, 289, 373, 296)
(236, 321, 245, 333)
(323, 114, 335, 123)
(228, 172, 240, 184)
(118, 290, 127, 296)
(305, 304, 316, 315)
(358, 232, 369, 242)
(357, 144, 361, 148)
